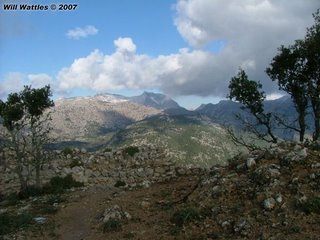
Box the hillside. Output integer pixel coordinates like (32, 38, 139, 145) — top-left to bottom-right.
(1, 143, 320, 239)
(108, 115, 241, 167)
(50, 95, 162, 141)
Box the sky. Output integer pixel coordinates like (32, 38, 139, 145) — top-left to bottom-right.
(0, 0, 319, 109)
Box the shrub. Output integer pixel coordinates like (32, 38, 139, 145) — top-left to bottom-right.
(4, 192, 19, 206)
(104, 148, 112, 152)
(170, 207, 200, 228)
(297, 197, 320, 214)
(123, 146, 139, 157)
(62, 147, 73, 156)
(103, 219, 122, 233)
(114, 180, 126, 188)
(69, 159, 83, 168)
(0, 212, 33, 235)
(43, 174, 84, 194)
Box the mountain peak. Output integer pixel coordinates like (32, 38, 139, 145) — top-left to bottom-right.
(130, 92, 181, 110)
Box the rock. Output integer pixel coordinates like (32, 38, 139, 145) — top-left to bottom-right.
(263, 198, 276, 210)
(246, 158, 256, 169)
(141, 200, 151, 208)
(33, 217, 47, 224)
(312, 163, 320, 168)
(103, 205, 131, 223)
(81, 148, 87, 154)
(234, 218, 248, 235)
(275, 194, 283, 203)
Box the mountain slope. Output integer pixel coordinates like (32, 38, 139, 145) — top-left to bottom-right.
(50, 95, 161, 141)
(196, 96, 314, 140)
(129, 91, 181, 110)
(108, 115, 242, 167)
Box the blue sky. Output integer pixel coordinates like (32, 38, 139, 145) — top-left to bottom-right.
(0, 0, 318, 109)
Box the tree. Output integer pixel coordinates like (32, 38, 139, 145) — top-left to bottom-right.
(21, 85, 54, 188)
(0, 85, 54, 192)
(266, 43, 308, 142)
(304, 9, 320, 141)
(0, 93, 28, 191)
(228, 69, 277, 144)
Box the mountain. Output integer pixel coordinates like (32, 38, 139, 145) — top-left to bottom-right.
(129, 91, 181, 110)
(50, 95, 161, 142)
(196, 96, 313, 140)
(108, 114, 242, 168)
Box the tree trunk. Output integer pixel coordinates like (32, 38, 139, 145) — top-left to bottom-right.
(313, 113, 320, 141)
(298, 108, 306, 142)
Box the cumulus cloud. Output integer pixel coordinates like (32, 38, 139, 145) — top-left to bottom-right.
(174, 0, 319, 94)
(56, 38, 231, 96)
(66, 25, 98, 40)
(0, 73, 55, 99)
(27, 73, 53, 88)
(0, 73, 24, 98)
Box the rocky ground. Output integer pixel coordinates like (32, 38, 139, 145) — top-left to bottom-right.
(1, 142, 320, 239)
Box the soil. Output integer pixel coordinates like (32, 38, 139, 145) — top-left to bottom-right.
(35, 175, 201, 240)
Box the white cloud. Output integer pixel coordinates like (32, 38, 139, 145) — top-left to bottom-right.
(114, 37, 136, 53)
(66, 25, 98, 40)
(56, 38, 231, 96)
(0, 72, 24, 98)
(27, 74, 52, 88)
(173, 0, 319, 94)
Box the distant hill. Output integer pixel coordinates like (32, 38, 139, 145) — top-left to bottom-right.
(108, 114, 242, 168)
(129, 91, 181, 110)
(195, 96, 314, 140)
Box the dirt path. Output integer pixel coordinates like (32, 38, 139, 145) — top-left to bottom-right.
(34, 176, 198, 240)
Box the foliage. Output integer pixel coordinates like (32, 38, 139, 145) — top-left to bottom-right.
(266, 9, 320, 141)
(69, 159, 83, 168)
(43, 174, 84, 194)
(228, 69, 277, 144)
(266, 40, 308, 142)
(297, 197, 320, 214)
(114, 180, 126, 187)
(0, 212, 33, 235)
(4, 192, 20, 206)
(0, 85, 54, 191)
(170, 207, 200, 228)
(103, 219, 122, 233)
(123, 146, 139, 157)
(62, 147, 73, 156)
(103, 147, 112, 152)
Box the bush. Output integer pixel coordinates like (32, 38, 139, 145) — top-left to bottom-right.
(103, 219, 122, 233)
(18, 185, 43, 199)
(43, 174, 84, 194)
(69, 159, 83, 168)
(62, 147, 73, 156)
(170, 207, 200, 228)
(114, 180, 126, 188)
(298, 197, 320, 214)
(123, 146, 139, 157)
(104, 148, 112, 152)
(4, 192, 19, 206)
(0, 212, 33, 235)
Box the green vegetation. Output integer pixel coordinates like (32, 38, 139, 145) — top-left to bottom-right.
(43, 174, 84, 194)
(0, 212, 33, 235)
(0, 85, 54, 191)
(62, 147, 73, 156)
(114, 180, 126, 188)
(69, 159, 83, 168)
(110, 115, 240, 167)
(170, 207, 200, 228)
(103, 219, 122, 233)
(297, 197, 320, 214)
(103, 147, 112, 152)
(123, 146, 139, 157)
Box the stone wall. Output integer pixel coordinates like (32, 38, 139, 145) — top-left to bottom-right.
(0, 145, 205, 194)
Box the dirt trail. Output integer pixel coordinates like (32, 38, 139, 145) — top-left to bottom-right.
(52, 186, 115, 240)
